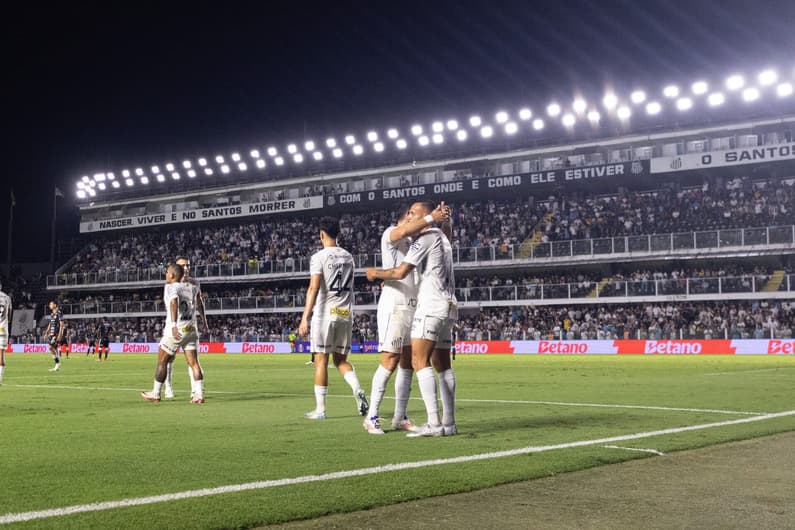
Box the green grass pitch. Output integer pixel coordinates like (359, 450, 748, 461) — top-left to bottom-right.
(1, 353, 794, 529)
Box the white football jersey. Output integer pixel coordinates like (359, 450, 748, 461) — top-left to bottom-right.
(404, 227, 457, 318)
(309, 246, 354, 321)
(0, 290, 11, 334)
(163, 282, 196, 333)
(379, 225, 418, 310)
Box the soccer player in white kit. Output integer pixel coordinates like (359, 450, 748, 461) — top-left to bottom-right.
(0, 282, 11, 385)
(299, 216, 368, 419)
(140, 263, 205, 403)
(366, 201, 458, 437)
(362, 202, 451, 434)
(163, 256, 209, 399)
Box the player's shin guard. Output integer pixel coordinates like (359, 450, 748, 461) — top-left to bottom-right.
(393, 367, 413, 420)
(343, 369, 362, 394)
(416, 367, 440, 426)
(438, 368, 456, 427)
(367, 365, 392, 418)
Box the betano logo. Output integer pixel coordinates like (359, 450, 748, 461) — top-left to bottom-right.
(122, 344, 152, 353)
(644, 340, 702, 354)
(538, 341, 588, 354)
(454, 341, 489, 354)
(767, 340, 795, 354)
(242, 343, 276, 353)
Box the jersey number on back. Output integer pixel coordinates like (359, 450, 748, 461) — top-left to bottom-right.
(329, 268, 353, 294)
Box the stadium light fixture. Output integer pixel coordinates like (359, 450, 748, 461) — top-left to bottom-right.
(121, 170, 130, 178)
(231, 153, 241, 162)
(432, 121, 444, 132)
(275, 157, 284, 166)
(663, 85, 679, 98)
(215, 156, 224, 164)
(76, 182, 85, 189)
(187, 170, 197, 178)
(532, 118, 544, 130)
(94, 173, 106, 182)
(691, 81, 708, 95)
(707, 92, 725, 106)
(256, 159, 266, 169)
(504, 122, 518, 135)
(313, 151, 324, 160)
(572, 99, 587, 114)
(546, 103, 561, 117)
(111, 181, 120, 189)
(602, 93, 618, 110)
(106, 172, 115, 180)
(456, 129, 468, 141)
(630, 90, 646, 104)
(518, 108, 532, 120)
(221, 165, 230, 174)
(726, 74, 744, 91)
(395, 139, 408, 150)
(616, 105, 632, 120)
(587, 110, 601, 122)
(387, 128, 399, 139)
(758, 69, 777, 86)
(287, 144, 297, 154)
(561, 113, 576, 127)
(345, 135, 356, 145)
(645, 101, 662, 115)
(352, 144, 364, 155)
(333, 147, 344, 157)
(171, 172, 181, 180)
(156, 174, 166, 182)
(97, 182, 106, 190)
(204, 168, 214, 176)
(326, 138, 337, 148)
(777, 82, 793, 97)
(267, 147, 278, 157)
(446, 119, 458, 130)
(135, 168, 144, 176)
(373, 142, 384, 152)
(165, 163, 175, 172)
(125, 178, 134, 186)
(432, 134, 444, 144)
(88, 180, 96, 187)
(304, 140, 315, 151)
(742, 87, 760, 101)
(87, 188, 96, 196)
(411, 124, 423, 135)
(480, 125, 493, 138)
(198, 158, 207, 167)
(141, 176, 150, 184)
(418, 135, 430, 146)
(468, 116, 481, 127)
(81, 175, 90, 183)
(676, 97, 693, 111)
(76, 190, 86, 199)
(182, 160, 192, 169)
(151, 165, 160, 174)
(495, 111, 509, 124)
(237, 162, 247, 171)
(250, 149, 260, 158)
(293, 153, 303, 163)
(367, 131, 378, 142)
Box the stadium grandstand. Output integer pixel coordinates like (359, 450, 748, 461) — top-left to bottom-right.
(6, 66, 795, 355)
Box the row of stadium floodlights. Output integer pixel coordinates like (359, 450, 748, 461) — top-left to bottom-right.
(76, 68, 794, 200)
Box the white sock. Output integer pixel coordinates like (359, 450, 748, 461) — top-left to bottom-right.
(0, 365, 5, 383)
(367, 365, 393, 418)
(438, 369, 457, 426)
(152, 380, 163, 396)
(314, 385, 328, 412)
(194, 378, 204, 398)
(393, 367, 413, 420)
(343, 370, 362, 393)
(165, 362, 174, 389)
(416, 367, 440, 426)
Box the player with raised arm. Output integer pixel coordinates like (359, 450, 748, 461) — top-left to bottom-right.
(299, 216, 368, 419)
(163, 256, 208, 399)
(366, 201, 458, 437)
(97, 317, 112, 361)
(0, 282, 12, 385)
(46, 301, 65, 372)
(140, 263, 205, 403)
(362, 202, 450, 434)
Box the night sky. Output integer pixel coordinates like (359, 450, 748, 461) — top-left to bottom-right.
(5, 0, 795, 263)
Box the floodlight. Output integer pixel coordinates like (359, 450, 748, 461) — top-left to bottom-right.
(293, 153, 303, 163)
(418, 135, 430, 146)
(353, 145, 364, 155)
(77, 190, 86, 199)
(122, 170, 131, 178)
(97, 182, 106, 190)
(630, 91, 646, 104)
(125, 178, 134, 186)
(275, 156, 284, 166)
(171, 172, 180, 180)
(547, 103, 561, 116)
(777, 82, 793, 97)
(250, 149, 260, 158)
(267, 147, 278, 157)
(82, 175, 90, 183)
(221, 165, 230, 174)
(707, 92, 725, 106)
(165, 163, 175, 172)
(532, 118, 544, 130)
(602, 93, 618, 109)
(495, 111, 509, 124)
(676, 97, 693, 111)
(587, 110, 601, 122)
(468, 116, 482, 127)
(326, 138, 337, 148)
(87, 188, 96, 196)
(396, 139, 408, 150)
(287, 144, 297, 154)
(141, 176, 150, 184)
(77, 182, 85, 189)
(480, 125, 493, 138)
(313, 151, 323, 160)
(432, 121, 444, 132)
(367, 131, 378, 142)
(691, 81, 708, 95)
(663, 85, 679, 98)
(742, 87, 760, 101)
(332, 148, 344, 158)
(94, 173, 106, 182)
(518, 108, 532, 120)
(135, 168, 144, 176)
(198, 158, 207, 166)
(504, 122, 518, 134)
(446, 119, 458, 130)
(88, 180, 96, 187)
(374, 142, 384, 152)
(204, 168, 214, 176)
(758, 69, 777, 86)
(157, 174, 166, 182)
(387, 128, 399, 139)
(151, 165, 160, 174)
(411, 124, 423, 135)
(646, 101, 662, 115)
(456, 129, 468, 141)
(616, 106, 632, 119)
(256, 159, 266, 169)
(238, 162, 247, 171)
(106, 172, 115, 180)
(432, 134, 443, 144)
(182, 160, 192, 169)
(111, 181, 120, 189)
(231, 153, 241, 162)
(345, 135, 356, 145)
(215, 156, 224, 164)
(304, 140, 315, 151)
(561, 114, 576, 127)
(187, 170, 196, 177)
(726, 74, 744, 91)
(572, 99, 587, 113)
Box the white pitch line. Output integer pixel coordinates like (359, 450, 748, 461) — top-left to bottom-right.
(1, 409, 793, 525)
(603, 445, 665, 456)
(704, 367, 795, 376)
(5, 383, 764, 416)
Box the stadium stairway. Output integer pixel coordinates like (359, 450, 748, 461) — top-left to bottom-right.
(762, 270, 786, 292)
(587, 277, 611, 298)
(517, 212, 555, 259)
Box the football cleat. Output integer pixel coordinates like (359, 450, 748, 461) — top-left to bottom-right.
(304, 410, 326, 420)
(391, 416, 417, 431)
(355, 389, 369, 417)
(443, 424, 458, 436)
(140, 391, 161, 403)
(406, 423, 444, 438)
(190, 396, 205, 404)
(305, 361, 314, 365)
(164, 388, 175, 399)
(363, 416, 385, 435)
